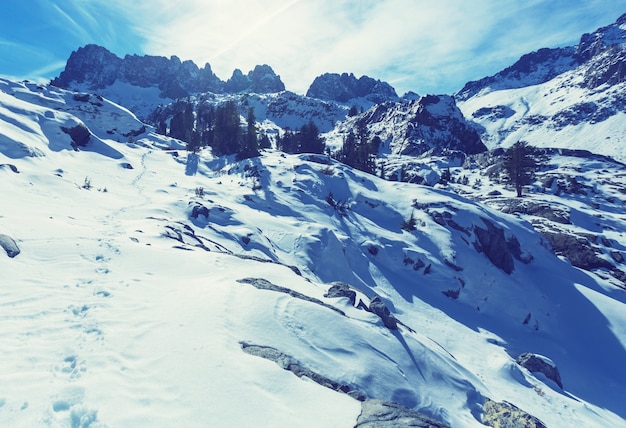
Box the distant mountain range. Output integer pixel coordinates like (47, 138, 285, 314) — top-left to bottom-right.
(49, 13, 626, 162)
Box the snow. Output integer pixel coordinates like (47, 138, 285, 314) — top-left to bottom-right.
(2, 78, 626, 427)
(458, 63, 626, 162)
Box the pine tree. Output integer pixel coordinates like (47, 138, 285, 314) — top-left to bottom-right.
(238, 107, 259, 160)
(503, 141, 539, 197)
(213, 101, 241, 156)
(258, 133, 271, 149)
(299, 120, 325, 154)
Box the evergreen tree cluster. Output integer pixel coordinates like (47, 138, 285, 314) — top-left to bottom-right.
(333, 119, 381, 174)
(154, 99, 259, 159)
(275, 120, 325, 154)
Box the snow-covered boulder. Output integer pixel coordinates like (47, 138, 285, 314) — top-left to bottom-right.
(369, 295, 398, 330)
(324, 282, 357, 306)
(516, 353, 563, 389)
(0, 234, 20, 258)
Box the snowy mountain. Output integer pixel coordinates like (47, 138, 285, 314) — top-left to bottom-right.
(456, 13, 626, 161)
(324, 94, 486, 160)
(3, 74, 626, 428)
(51, 45, 285, 120)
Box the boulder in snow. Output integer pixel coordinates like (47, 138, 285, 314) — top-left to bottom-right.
(324, 282, 356, 306)
(369, 295, 398, 330)
(482, 398, 547, 428)
(0, 234, 20, 258)
(61, 123, 91, 147)
(516, 352, 563, 389)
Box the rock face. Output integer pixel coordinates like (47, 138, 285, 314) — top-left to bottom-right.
(0, 234, 20, 258)
(348, 95, 487, 157)
(306, 72, 398, 104)
(458, 13, 626, 100)
(236, 278, 345, 316)
(224, 65, 285, 94)
(52, 44, 284, 99)
(482, 399, 547, 428)
(542, 232, 612, 271)
(516, 353, 563, 389)
(355, 399, 450, 428)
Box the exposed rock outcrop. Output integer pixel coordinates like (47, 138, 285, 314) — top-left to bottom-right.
(225, 65, 285, 94)
(516, 352, 563, 389)
(473, 219, 523, 274)
(456, 46, 579, 101)
(188, 202, 209, 220)
(241, 343, 449, 427)
(542, 232, 613, 271)
(52, 44, 284, 99)
(236, 278, 345, 316)
(482, 399, 547, 428)
(240, 342, 366, 400)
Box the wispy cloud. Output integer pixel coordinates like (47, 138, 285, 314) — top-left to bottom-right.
(50, 3, 92, 42)
(39, 0, 626, 95)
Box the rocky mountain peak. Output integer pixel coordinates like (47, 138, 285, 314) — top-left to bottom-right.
(577, 12, 626, 61)
(457, 13, 626, 100)
(52, 44, 122, 89)
(52, 45, 285, 99)
(339, 94, 486, 157)
(306, 72, 398, 104)
(224, 64, 285, 94)
(52, 44, 224, 98)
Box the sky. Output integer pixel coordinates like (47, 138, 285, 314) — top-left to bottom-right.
(1, 0, 625, 96)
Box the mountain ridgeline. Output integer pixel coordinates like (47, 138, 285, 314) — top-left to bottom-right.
(50, 13, 626, 163)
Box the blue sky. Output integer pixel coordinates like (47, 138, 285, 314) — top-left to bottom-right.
(1, 0, 624, 95)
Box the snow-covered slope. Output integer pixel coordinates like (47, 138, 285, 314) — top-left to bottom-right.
(457, 13, 626, 161)
(2, 79, 626, 427)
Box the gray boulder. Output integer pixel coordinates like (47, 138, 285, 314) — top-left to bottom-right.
(482, 399, 547, 428)
(355, 399, 449, 428)
(516, 353, 563, 389)
(0, 234, 20, 258)
(324, 282, 356, 306)
(61, 123, 91, 147)
(369, 296, 398, 330)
